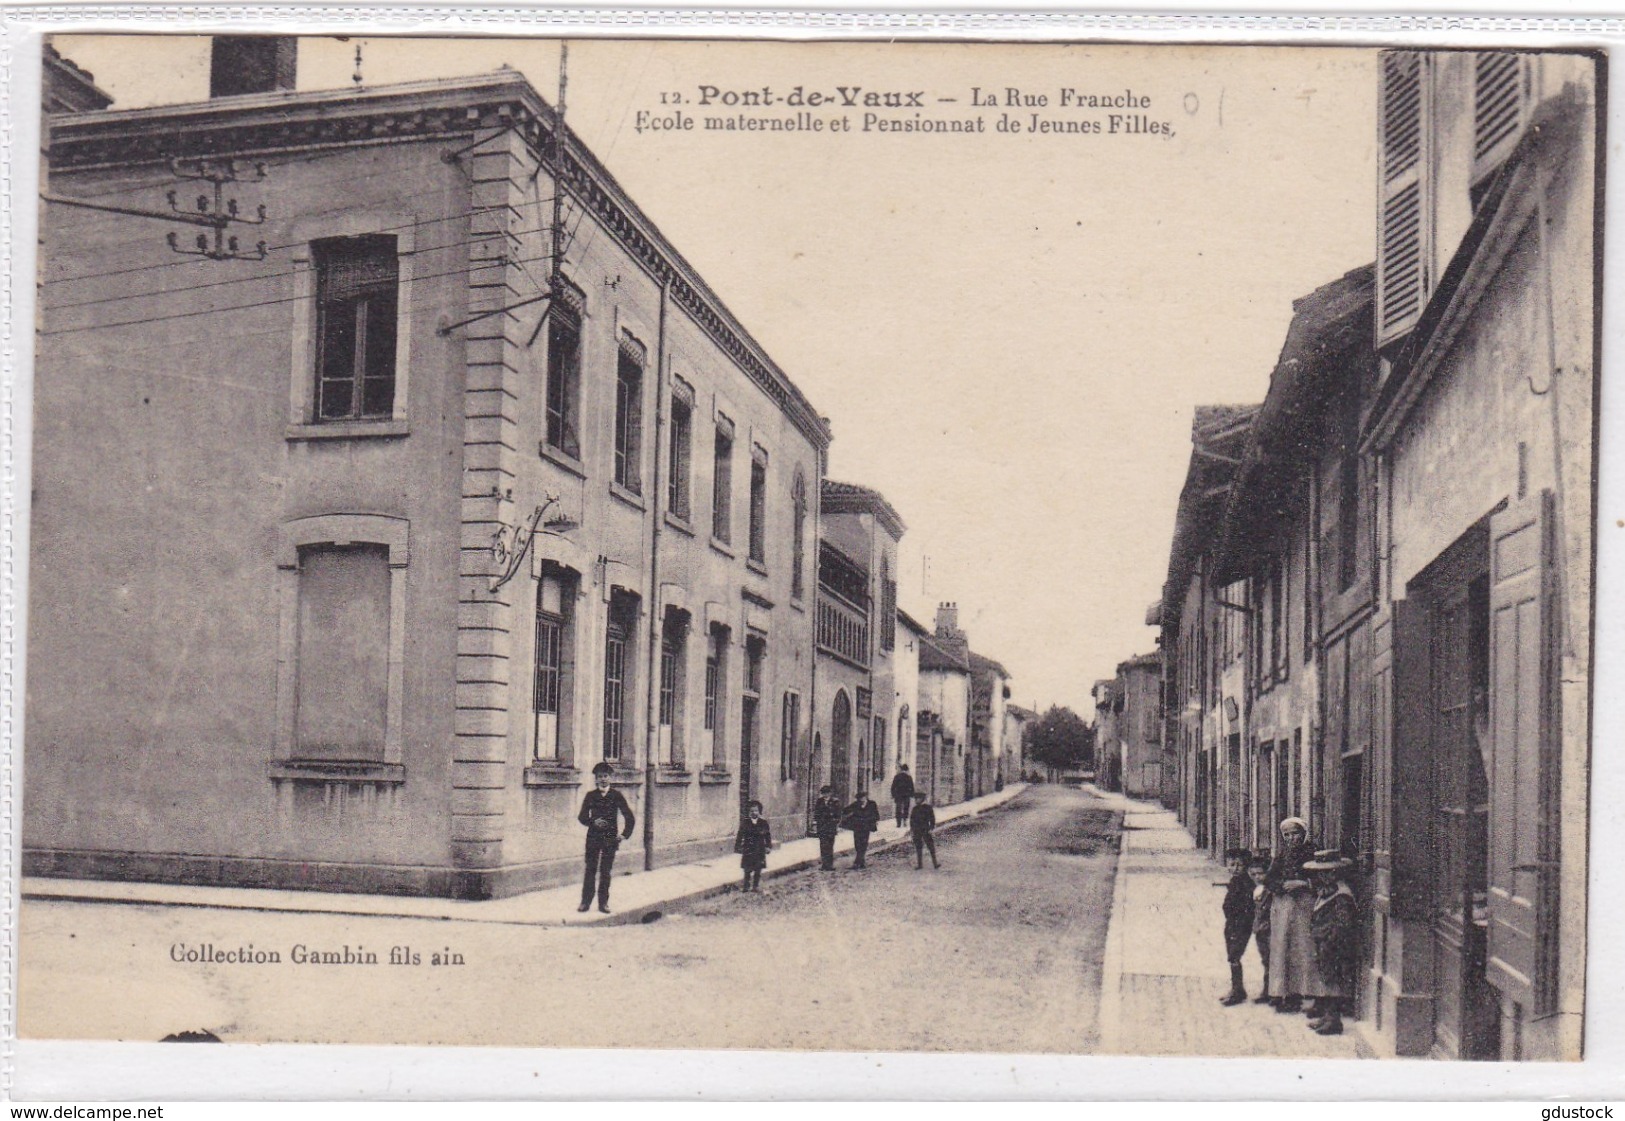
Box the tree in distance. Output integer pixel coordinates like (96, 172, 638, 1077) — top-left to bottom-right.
(1025, 705, 1093, 774)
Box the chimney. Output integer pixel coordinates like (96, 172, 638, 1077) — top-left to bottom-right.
(210, 36, 297, 98)
(935, 601, 959, 638)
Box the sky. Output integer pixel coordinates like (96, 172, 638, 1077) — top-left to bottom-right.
(50, 35, 1378, 715)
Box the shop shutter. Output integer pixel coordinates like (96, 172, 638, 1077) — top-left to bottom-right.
(1486, 490, 1558, 1012)
(1473, 52, 1528, 189)
(1378, 51, 1427, 347)
(1387, 595, 1430, 920)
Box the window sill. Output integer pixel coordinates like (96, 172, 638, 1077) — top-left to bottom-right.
(270, 760, 405, 784)
(709, 537, 735, 560)
(603, 767, 644, 787)
(746, 558, 769, 579)
(664, 512, 695, 538)
(698, 767, 733, 786)
(655, 767, 693, 785)
(609, 481, 646, 512)
(790, 595, 806, 614)
(539, 442, 586, 479)
(286, 419, 409, 442)
(523, 764, 582, 788)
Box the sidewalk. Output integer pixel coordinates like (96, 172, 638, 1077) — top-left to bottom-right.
(21, 784, 1029, 928)
(1093, 789, 1375, 1059)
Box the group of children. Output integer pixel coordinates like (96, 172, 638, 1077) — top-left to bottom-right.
(733, 783, 943, 892)
(1219, 843, 1358, 1036)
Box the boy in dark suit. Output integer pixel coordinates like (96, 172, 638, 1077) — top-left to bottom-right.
(1219, 847, 1255, 1005)
(734, 800, 772, 892)
(840, 786, 881, 869)
(813, 785, 842, 871)
(890, 765, 916, 828)
(577, 761, 636, 913)
(909, 791, 939, 870)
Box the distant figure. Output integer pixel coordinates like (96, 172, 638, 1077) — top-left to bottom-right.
(577, 760, 636, 914)
(734, 800, 772, 893)
(909, 791, 940, 870)
(890, 764, 916, 827)
(841, 786, 881, 869)
(1218, 847, 1255, 1006)
(813, 784, 843, 871)
(1248, 852, 1274, 1004)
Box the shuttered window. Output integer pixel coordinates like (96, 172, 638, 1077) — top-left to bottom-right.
(1378, 51, 1428, 347)
(1485, 490, 1560, 1016)
(1473, 52, 1528, 189)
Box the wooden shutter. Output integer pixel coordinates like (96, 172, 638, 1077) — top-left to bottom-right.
(1473, 52, 1528, 188)
(1486, 490, 1558, 1013)
(1388, 595, 1431, 919)
(1378, 51, 1427, 347)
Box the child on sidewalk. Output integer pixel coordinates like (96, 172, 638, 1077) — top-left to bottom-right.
(909, 791, 940, 870)
(1249, 851, 1274, 1005)
(1305, 850, 1358, 1035)
(734, 800, 772, 893)
(1219, 847, 1256, 1005)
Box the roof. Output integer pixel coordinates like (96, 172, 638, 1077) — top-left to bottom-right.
(1117, 651, 1162, 675)
(968, 650, 1011, 680)
(45, 44, 113, 114)
(1157, 402, 1260, 632)
(897, 607, 929, 636)
(1210, 264, 1375, 583)
(820, 480, 906, 540)
(1005, 704, 1038, 722)
(918, 633, 970, 674)
(44, 68, 833, 451)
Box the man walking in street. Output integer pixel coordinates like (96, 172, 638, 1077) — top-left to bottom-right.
(841, 785, 881, 869)
(890, 763, 916, 828)
(813, 784, 843, 871)
(577, 760, 636, 913)
(909, 790, 940, 870)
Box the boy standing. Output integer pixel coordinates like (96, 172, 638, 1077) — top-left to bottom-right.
(840, 786, 881, 869)
(734, 800, 772, 892)
(890, 764, 916, 828)
(577, 761, 636, 913)
(813, 785, 842, 871)
(1306, 851, 1358, 1035)
(1219, 847, 1256, 1005)
(909, 791, 940, 870)
(1249, 852, 1274, 1004)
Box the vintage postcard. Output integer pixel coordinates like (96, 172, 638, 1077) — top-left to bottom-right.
(6, 18, 1619, 1098)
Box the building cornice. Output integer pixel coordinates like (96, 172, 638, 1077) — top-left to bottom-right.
(48, 72, 833, 452)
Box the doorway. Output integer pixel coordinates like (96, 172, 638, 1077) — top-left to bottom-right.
(1417, 527, 1499, 1061)
(831, 690, 852, 806)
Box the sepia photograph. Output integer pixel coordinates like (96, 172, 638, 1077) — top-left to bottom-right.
(7, 22, 1610, 1091)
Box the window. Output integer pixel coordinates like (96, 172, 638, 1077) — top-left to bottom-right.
(602, 592, 638, 763)
(712, 421, 734, 543)
(880, 556, 897, 652)
(780, 691, 800, 782)
(544, 312, 582, 460)
(668, 385, 693, 521)
(614, 343, 644, 494)
(872, 715, 887, 783)
(658, 610, 687, 767)
(748, 449, 768, 565)
(791, 471, 807, 599)
(705, 625, 728, 768)
(295, 543, 391, 760)
(533, 571, 576, 763)
(741, 637, 764, 784)
(313, 235, 398, 421)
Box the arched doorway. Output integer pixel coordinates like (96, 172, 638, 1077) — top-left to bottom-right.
(831, 690, 852, 806)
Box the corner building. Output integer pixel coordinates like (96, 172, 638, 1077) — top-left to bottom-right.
(27, 56, 829, 898)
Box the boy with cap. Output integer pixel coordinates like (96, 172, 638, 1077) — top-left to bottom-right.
(909, 790, 940, 870)
(1219, 847, 1256, 1005)
(577, 761, 636, 913)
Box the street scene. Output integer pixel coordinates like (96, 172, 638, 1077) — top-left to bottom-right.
(18, 32, 1600, 1073)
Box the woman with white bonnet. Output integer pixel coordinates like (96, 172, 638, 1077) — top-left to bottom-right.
(1264, 816, 1326, 1013)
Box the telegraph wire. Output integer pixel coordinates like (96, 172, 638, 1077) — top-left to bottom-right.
(39, 248, 558, 337)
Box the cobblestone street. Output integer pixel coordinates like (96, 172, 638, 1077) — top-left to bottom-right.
(20, 786, 1120, 1052)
